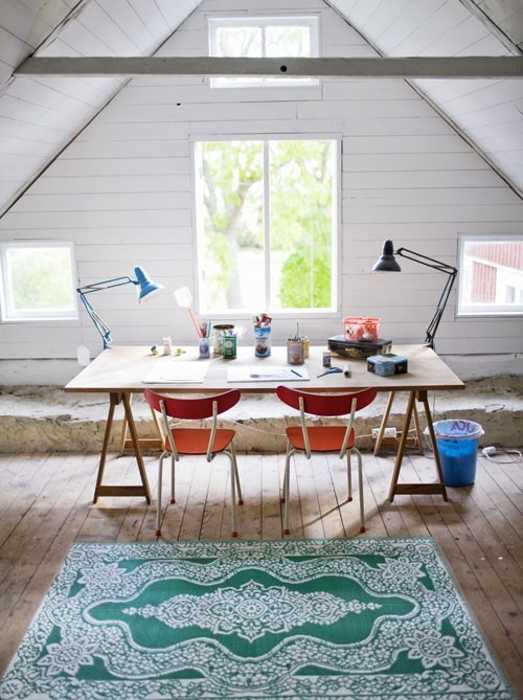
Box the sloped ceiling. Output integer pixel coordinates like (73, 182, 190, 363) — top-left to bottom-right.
(469, 0, 523, 51)
(0, 0, 199, 216)
(1, 0, 522, 218)
(327, 0, 523, 196)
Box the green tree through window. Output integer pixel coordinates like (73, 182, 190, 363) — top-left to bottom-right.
(196, 139, 336, 313)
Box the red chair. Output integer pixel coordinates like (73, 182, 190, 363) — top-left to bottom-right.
(144, 389, 243, 538)
(276, 386, 377, 536)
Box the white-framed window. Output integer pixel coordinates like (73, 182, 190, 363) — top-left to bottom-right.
(195, 137, 339, 316)
(208, 15, 320, 88)
(0, 241, 78, 322)
(458, 235, 523, 316)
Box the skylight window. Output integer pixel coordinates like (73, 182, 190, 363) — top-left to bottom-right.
(208, 16, 320, 88)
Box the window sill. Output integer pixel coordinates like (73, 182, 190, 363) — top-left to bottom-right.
(456, 311, 523, 319)
(0, 317, 80, 325)
(201, 311, 341, 320)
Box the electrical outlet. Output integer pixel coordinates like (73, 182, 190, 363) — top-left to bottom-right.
(372, 427, 397, 439)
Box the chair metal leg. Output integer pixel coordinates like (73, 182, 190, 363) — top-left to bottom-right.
(230, 444, 243, 505)
(283, 449, 294, 536)
(354, 448, 365, 534)
(223, 452, 238, 538)
(347, 450, 353, 502)
(170, 455, 176, 504)
(156, 452, 166, 538)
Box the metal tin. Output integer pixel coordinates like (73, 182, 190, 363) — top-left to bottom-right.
(254, 325, 271, 358)
(199, 336, 210, 359)
(287, 338, 304, 365)
(322, 351, 332, 368)
(212, 324, 234, 356)
(222, 334, 237, 360)
(302, 336, 310, 359)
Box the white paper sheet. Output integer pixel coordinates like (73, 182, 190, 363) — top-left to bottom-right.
(227, 366, 309, 383)
(143, 361, 209, 384)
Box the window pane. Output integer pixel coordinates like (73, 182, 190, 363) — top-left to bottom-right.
(214, 26, 262, 57)
(265, 25, 312, 57)
(197, 141, 265, 313)
(460, 239, 523, 313)
(5, 246, 76, 317)
(269, 140, 335, 310)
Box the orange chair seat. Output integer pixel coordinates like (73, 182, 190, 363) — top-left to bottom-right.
(286, 425, 355, 452)
(164, 428, 235, 455)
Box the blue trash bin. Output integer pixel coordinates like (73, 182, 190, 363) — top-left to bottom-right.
(432, 420, 484, 487)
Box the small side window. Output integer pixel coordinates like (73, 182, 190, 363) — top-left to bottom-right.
(0, 241, 78, 321)
(458, 236, 523, 315)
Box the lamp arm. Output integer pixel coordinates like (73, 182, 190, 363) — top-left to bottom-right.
(396, 247, 457, 350)
(397, 248, 457, 275)
(424, 270, 457, 348)
(78, 292, 113, 349)
(77, 276, 136, 295)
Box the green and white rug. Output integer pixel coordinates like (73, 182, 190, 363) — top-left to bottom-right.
(0, 538, 514, 699)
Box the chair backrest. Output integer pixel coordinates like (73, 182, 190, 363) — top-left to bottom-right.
(276, 386, 377, 416)
(144, 389, 241, 420)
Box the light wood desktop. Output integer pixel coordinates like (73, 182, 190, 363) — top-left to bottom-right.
(65, 344, 464, 506)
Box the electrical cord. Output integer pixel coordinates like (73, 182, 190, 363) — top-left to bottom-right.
(482, 446, 522, 464)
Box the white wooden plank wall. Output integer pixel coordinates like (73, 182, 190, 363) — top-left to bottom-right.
(330, 0, 523, 194)
(1, 0, 522, 362)
(0, 0, 198, 216)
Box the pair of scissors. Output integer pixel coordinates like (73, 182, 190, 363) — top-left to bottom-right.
(317, 367, 343, 378)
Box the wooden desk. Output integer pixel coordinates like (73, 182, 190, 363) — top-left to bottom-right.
(65, 344, 464, 504)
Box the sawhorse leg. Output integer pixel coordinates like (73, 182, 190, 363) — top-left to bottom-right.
(374, 391, 424, 456)
(388, 390, 448, 503)
(119, 392, 164, 456)
(93, 391, 151, 504)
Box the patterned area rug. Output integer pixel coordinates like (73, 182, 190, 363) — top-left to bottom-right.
(0, 538, 514, 699)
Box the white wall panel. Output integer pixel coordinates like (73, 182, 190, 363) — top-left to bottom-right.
(0, 0, 522, 365)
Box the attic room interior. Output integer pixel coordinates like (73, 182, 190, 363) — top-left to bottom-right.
(1, 0, 523, 697)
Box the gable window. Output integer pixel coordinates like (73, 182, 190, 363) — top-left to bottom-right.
(195, 138, 338, 315)
(458, 235, 523, 315)
(208, 16, 319, 88)
(0, 241, 78, 321)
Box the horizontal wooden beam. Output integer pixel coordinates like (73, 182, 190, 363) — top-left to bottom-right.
(16, 55, 523, 78)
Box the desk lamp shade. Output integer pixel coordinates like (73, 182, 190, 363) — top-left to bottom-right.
(372, 240, 401, 272)
(134, 266, 161, 302)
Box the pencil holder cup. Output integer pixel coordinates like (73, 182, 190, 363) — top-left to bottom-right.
(287, 338, 305, 365)
(254, 326, 271, 358)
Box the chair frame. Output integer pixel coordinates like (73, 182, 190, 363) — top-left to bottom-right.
(279, 388, 374, 536)
(146, 391, 243, 538)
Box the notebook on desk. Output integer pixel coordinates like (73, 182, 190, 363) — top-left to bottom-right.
(227, 366, 309, 383)
(143, 361, 209, 384)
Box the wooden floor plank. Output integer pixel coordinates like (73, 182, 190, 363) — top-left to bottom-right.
(1, 450, 523, 697)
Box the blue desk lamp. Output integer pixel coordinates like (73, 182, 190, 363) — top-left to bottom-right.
(77, 266, 162, 349)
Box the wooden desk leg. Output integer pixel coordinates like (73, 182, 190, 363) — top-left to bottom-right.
(118, 393, 131, 456)
(412, 401, 424, 455)
(419, 390, 448, 502)
(93, 392, 119, 504)
(374, 391, 395, 456)
(119, 393, 164, 455)
(123, 392, 152, 504)
(388, 390, 415, 502)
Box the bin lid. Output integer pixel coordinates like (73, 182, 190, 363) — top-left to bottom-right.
(432, 419, 484, 440)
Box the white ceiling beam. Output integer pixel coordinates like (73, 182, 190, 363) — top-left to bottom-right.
(16, 55, 523, 79)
